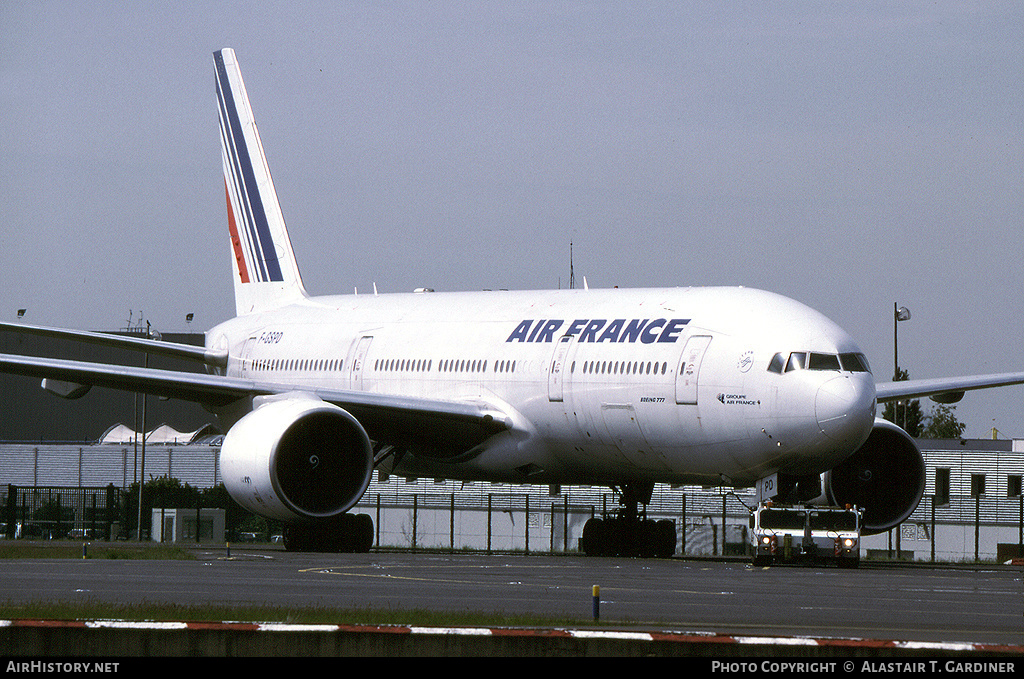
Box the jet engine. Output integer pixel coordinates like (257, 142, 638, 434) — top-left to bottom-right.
(824, 418, 925, 535)
(220, 395, 374, 523)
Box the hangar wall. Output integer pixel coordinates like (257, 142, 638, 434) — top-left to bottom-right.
(0, 329, 215, 442)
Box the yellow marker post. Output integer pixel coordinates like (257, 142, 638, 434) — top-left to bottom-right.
(592, 585, 600, 620)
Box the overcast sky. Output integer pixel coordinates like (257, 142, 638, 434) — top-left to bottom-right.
(2, 2, 1022, 437)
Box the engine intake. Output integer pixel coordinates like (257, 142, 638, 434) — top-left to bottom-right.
(221, 396, 373, 522)
(824, 418, 925, 535)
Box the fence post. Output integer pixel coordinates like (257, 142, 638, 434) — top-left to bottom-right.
(721, 494, 727, 556)
(550, 503, 555, 552)
(681, 494, 686, 555)
(930, 496, 935, 563)
(896, 515, 901, 558)
(450, 493, 455, 551)
(563, 495, 569, 552)
(975, 494, 980, 562)
(412, 494, 418, 549)
(4, 486, 15, 540)
(1011, 493, 1019, 557)
(105, 484, 115, 541)
(524, 494, 530, 554)
(487, 494, 492, 554)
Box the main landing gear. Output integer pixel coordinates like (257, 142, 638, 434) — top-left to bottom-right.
(580, 482, 676, 558)
(282, 512, 374, 552)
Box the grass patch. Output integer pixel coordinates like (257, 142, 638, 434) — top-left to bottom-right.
(0, 600, 587, 629)
(0, 542, 195, 560)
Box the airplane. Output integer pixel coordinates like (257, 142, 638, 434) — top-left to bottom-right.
(3, 47, 1024, 554)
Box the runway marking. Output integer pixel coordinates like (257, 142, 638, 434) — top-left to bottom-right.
(297, 565, 734, 596)
(298, 568, 481, 585)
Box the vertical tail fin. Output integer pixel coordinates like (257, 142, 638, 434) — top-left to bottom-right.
(214, 48, 307, 316)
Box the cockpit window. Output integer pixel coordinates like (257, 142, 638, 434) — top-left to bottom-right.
(808, 352, 841, 371)
(772, 351, 872, 374)
(785, 352, 807, 372)
(839, 353, 871, 373)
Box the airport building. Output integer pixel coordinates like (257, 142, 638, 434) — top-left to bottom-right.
(1, 327, 1021, 560)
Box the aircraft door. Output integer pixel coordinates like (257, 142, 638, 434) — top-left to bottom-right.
(239, 337, 257, 377)
(548, 334, 575, 402)
(675, 335, 712, 405)
(602, 403, 668, 470)
(349, 336, 373, 390)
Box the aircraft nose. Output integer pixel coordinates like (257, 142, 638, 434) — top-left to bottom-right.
(815, 375, 875, 445)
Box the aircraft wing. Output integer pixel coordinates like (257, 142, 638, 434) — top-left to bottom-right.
(0, 321, 227, 367)
(0, 353, 510, 452)
(875, 372, 1024, 404)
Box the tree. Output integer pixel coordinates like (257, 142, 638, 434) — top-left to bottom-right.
(882, 368, 923, 437)
(921, 404, 967, 439)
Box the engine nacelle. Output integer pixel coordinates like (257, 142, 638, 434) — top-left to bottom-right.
(221, 395, 373, 523)
(824, 418, 925, 535)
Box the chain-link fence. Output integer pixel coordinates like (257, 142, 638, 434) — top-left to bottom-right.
(5, 480, 1023, 561)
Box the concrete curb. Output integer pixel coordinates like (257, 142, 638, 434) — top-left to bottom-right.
(2, 619, 1022, 657)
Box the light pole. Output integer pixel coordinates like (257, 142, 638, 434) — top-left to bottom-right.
(894, 303, 911, 430)
(136, 320, 157, 542)
(892, 303, 912, 559)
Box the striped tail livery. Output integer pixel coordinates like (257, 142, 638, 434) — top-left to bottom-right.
(214, 48, 307, 316)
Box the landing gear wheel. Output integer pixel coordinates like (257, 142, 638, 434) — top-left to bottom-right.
(580, 484, 676, 558)
(351, 513, 374, 552)
(581, 517, 607, 556)
(655, 519, 676, 557)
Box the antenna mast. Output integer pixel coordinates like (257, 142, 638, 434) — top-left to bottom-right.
(569, 241, 575, 290)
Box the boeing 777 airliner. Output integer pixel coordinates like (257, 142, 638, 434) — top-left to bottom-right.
(3, 49, 1024, 555)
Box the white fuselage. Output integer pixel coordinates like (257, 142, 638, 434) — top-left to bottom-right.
(207, 285, 877, 489)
